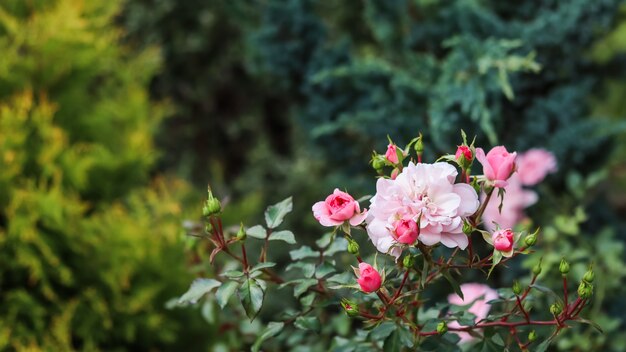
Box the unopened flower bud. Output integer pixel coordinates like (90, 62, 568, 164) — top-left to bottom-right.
(236, 222, 246, 241)
(340, 298, 359, 317)
(372, 155, 386, 171)
(436, 321, 447, 335)
(559, 258, 570, 276)
(578, 281, 593, 299)
(403, 255, 415, 269)
(415, 135, 424, 156)
(204, 190, 222, 216)
(528, 330, 537, 342)
(455, 145, 473, 169)
(532, 260, 542, 276)
(462, 220, 473, 235)
(512, 281, 522, 295)
(549, 302, 562, 316)
(583, 267, 595, 284)
(347, 239, 360, 255)
(524, 233, 537, 247)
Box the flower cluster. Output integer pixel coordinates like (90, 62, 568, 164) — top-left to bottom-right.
(366, 162, 479, 258)
(184, 132, 596, 352)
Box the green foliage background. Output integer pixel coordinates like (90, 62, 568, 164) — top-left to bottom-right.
(0, 0, 209, 350)
(1, 0, 625, 350)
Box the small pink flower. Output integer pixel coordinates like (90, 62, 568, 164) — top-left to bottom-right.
(516, 148, 557, 186)
(356, 262, 382, 293)
(393, 219, 419, 244)
(312, 189, 368, 227)
(448, 283, 498, 344)
(455, 145, 472, 161)
(385, 144, 399, 164)
(475, 146, 517, 188)
(492, 228, 514, 252)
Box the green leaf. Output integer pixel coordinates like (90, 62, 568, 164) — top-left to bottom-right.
(269, 230, 296, 244)
(575, 318, 604, 333)
(315, 261, 336, 279)
(215, 281, 238, 309)
(325, 237, 349, 256)
(247, 225, 267, 239)
(178, 278, 221, 304)
(238, 278, 265, 321)
(294, 278, 319, 297)
(251, 262, 276, 272)
(315, 232, 334, 249)
(251, 322, 284, 352)
(370, 322, 396, 341)
(265, 197, 293, 229)
(290, 246, 319, 260)
(383, 330, 402, 352)
(535, 334, 556, 352)
(529, 284, 561, 302)
(294, 316, 321, 332)
(286, 262, 317, 278)
(223, 270, 245, 278)
(441, 269, 463, 300)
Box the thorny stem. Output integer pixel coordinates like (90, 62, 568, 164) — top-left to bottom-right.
(516, 295, 530, 322)
(390, 270, 410, 304)
(563, 276, 569, 308)
(470, 187, 494, 227)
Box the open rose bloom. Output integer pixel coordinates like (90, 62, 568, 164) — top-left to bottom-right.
(312, 189, 368, 227)
(366, 162, 479, 258)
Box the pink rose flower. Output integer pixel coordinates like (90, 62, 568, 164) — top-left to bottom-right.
(312, 189, 368, 227)
(492, 228, 514, 253)
(481, 149, 556, 231)
(475, 146, 517, 188)
(385, 144, 399, 164)
(393, 219, 419, 244)
(455, 145, 472, 161)
(367, 162, 479, 258)
(448, 283, 499, 344)
(356, 262, 382, 293)
(516, 148, 557, 186)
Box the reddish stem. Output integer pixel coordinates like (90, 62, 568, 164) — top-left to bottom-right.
(516, 295, 530, 322)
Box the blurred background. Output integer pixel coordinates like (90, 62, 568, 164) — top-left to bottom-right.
(1, 0, 626, 351)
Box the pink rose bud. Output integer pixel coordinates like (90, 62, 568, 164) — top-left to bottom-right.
(455, 145, 472, 161)
(475, 146, 517, 188)
(492, 228, 514, 252)
(356, 262, 382, 293)
(385, 144, 399, 164)
(390, 168, 399, 180)
(393, 219, 419, 244)
(312, 189, 368, 227)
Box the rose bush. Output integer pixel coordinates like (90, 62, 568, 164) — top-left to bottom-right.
(176, 132, 599, 351)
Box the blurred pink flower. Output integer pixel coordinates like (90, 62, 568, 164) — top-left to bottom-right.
(482, 149, 557, 231)
(482, 175, 537, 232)
(367, 162, 479, 258)
(448, 283, 499, 344)
(516, 148, 557, 186)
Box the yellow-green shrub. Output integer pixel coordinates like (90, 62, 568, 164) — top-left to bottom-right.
(0, 0, 209, 350)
